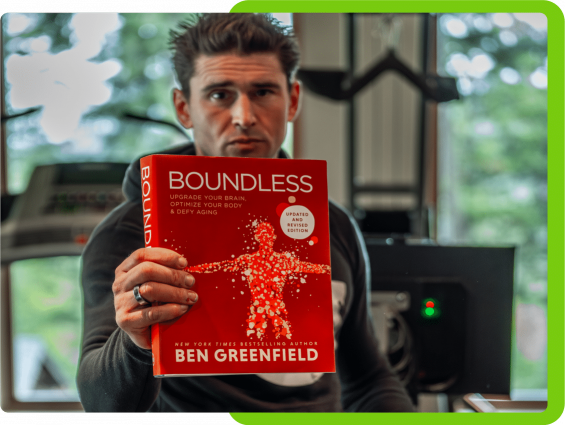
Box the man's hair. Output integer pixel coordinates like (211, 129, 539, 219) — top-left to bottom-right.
(169, 13, 300, 99)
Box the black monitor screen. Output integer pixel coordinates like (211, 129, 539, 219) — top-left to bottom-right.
(365, 240, 515, 395)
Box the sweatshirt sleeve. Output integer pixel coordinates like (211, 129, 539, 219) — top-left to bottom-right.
(333, 208, 415, 412)
(76, 201, 161, 412)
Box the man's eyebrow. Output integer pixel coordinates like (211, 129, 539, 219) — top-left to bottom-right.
(201, 81, 234, 92)
(252, 82, 282, 89)
(201, 81, 282, 92)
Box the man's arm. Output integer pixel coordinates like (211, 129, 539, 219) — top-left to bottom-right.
(332, 205, 415, 412)
(77, 202, 196, 411)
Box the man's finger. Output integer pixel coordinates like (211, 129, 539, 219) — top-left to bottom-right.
(121, 261, 195, 293)
(117, 247, 188, 274)
(129, 303, 192, 328)
(123, 281, 198, 308)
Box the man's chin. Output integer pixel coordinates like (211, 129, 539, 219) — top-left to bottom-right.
(225, 143, 276, 159)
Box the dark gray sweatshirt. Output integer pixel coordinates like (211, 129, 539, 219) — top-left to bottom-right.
(77, 143, 415, 412)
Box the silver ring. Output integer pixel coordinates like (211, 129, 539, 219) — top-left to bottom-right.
(133, 284, 150, 306)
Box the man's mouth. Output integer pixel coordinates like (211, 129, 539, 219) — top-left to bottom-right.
(229, 138, 263, 145)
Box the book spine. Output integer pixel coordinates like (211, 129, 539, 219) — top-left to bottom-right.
(140, 155, 162, 376)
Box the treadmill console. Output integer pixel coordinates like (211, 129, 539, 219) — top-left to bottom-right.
(2, 162, 129, 263)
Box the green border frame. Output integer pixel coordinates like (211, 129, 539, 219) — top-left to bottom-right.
(228, 1, 564, 424)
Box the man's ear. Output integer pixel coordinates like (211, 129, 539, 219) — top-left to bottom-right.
(173, 88, 193, 128)
(287, 80, 301, 123)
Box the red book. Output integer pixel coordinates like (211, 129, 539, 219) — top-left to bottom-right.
(140, 154, 335, 377)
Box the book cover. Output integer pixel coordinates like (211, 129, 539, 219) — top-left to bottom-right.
(140, 154, 335, 377)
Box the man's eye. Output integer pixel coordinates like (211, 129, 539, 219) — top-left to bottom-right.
(256, 89, 272, 97)
(210, 91, 228, 100)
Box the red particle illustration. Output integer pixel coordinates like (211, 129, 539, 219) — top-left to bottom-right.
(310, 236, 318, 244)
(187, 222, 331, 340)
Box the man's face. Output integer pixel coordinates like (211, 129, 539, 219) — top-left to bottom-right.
(174, 52, 300, 158)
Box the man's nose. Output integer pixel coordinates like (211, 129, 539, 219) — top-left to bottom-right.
(231, 95, 256, 130)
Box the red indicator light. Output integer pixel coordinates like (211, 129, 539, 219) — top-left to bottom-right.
(74, 234, 89, 245)
(422, 298, 440, 319)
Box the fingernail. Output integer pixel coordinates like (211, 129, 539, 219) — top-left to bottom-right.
(185, 274, 195, 287)
(181, 304, 189, 312)
(188, 292, 198, 302)
(178, 257, 188, 268)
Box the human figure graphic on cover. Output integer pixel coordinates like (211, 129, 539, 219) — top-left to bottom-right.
(186, 222, 330, 340)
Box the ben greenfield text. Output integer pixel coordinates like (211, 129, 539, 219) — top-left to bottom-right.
(169, 171, 313, 193)
(175, 348, 319, 363)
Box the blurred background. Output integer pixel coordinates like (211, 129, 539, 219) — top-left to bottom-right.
(0, 12, 547, 411)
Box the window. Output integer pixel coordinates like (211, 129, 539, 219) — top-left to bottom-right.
(3, 13, 295, 195)
(437, 13, 547, 391)
(10, 257, 82, 402)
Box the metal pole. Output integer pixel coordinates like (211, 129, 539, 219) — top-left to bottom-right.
(416, 14, 430, 237)
(347, 13, 356, 212)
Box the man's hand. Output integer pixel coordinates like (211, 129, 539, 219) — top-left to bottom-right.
(113, 248, 197, 350)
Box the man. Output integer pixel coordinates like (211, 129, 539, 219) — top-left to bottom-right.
(77, 13, 414, 412)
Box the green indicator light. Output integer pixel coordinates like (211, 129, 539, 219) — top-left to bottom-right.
(422, 298, 440, 318)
